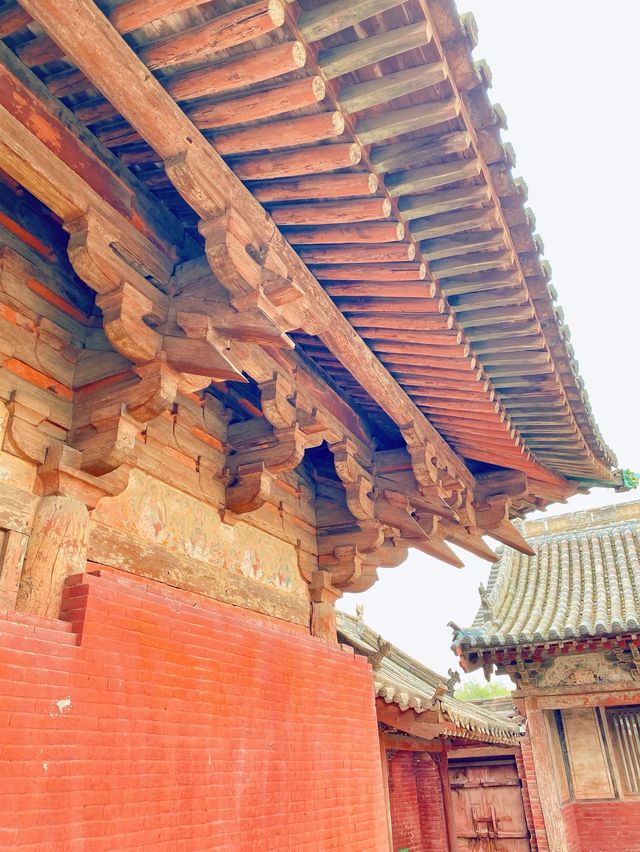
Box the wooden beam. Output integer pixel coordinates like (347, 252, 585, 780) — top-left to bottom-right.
(399, 185, 490, 219)
(432, 251, 514, 278)
(311, 262, 426, 281)
(271, 198, 391, 226)
(441, 522, 498, 562)
(388, 159, 481, 198)
(232, 143, 362, 180)
(320, 21, 432, 80)
(410, 208, 495, 241)
(332, 296, 442, 312)
(284, 221, 404, 245)
(213, 111, 345, 155)
(110, 0, 214, 33)
(21, 0, 474, 490)
(187, 76, 326, 130)
(357, 98, 460, 146)
(349, 315, 451, 331)
(0, 1, 30, 37)
(252, 172, 378, 203)
(421, 231, 505, 261)
(299, 0, 408, 42)
(376, 700, 442, 738)
(327, 284, 437, 300)
(166, 41, 307, 102)
(139, 0, 286, 71)
(438, 270, 521, 296)
(339, 62, 446, 114)
(372, 131, 471, 174)
(383, 732, 441, 753)
(298, 244, 414, 264)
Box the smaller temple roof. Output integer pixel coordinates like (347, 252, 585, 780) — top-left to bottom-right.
(453, 501, 640, 653)
(337, 610, 521, 744)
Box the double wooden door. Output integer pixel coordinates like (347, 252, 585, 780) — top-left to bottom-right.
(449, 757, 531, 851)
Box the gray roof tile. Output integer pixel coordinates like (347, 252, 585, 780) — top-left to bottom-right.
(454, 501, 640, 652)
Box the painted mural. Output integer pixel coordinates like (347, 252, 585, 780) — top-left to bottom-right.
(93, 470, 305, 595)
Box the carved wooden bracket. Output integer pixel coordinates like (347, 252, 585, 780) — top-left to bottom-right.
(165, 148, 331, 338)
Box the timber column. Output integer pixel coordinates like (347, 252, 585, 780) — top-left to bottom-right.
(521, 696, 568, 852)
(16, 495, 89, 618)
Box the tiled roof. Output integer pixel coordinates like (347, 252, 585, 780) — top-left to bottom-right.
(337, 611, 521, 744)
(453, 501, 640, 651)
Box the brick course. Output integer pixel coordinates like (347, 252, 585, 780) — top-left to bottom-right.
(564, 801, 640, 852)
(0, 569, 389, 850)
(388, 751, 447, 852)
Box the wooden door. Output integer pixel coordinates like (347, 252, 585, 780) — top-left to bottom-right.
(449, 757, 531, 851)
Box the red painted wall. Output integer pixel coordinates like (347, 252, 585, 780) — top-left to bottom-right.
(388, 752, 447, 852)
(563, 801, 640, 852)
(0, 569, 389, 850)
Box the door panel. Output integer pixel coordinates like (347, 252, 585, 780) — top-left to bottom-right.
(449, 758, 531, 851)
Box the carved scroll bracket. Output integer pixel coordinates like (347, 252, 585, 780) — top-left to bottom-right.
(166, 149, 331, 338)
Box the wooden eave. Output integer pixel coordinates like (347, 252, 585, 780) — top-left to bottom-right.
(0, 0, 618, 501)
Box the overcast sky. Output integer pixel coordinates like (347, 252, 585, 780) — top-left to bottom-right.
(338, 1, 640, 682)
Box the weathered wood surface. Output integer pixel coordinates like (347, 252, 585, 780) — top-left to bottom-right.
(16, 495, 90, 618)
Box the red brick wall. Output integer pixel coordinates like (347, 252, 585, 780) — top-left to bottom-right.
(389, 752, 423, 851)
(0, 569, 389, 850)
(416, 755, 447, 852)
(388, 752, 447, 852)
(563, 801, 640, 852)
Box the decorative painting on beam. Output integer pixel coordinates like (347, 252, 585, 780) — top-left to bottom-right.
(92, 470, 306, 596)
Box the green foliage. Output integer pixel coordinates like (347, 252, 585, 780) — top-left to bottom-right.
(453, 679, 511, 700)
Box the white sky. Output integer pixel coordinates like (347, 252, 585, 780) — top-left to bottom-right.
(338, 0, 640, 682)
